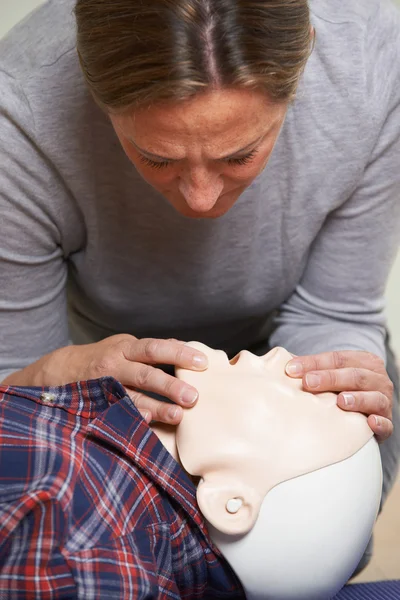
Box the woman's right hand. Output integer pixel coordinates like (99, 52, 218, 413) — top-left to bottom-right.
(2, 335, 209, 425)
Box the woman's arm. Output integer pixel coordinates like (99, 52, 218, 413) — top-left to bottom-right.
(270, 2, 400, 440)
(0, 72, 208, 425)
(0, 70, 72, 382)
(270, 0, 400, 361)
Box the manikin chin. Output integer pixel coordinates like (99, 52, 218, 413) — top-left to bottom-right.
(152, 344, 382, 600)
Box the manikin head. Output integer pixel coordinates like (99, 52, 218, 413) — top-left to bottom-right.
(175, 343, 382, 600)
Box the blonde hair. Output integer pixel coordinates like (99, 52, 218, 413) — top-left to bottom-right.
(75, 0, 313, 112)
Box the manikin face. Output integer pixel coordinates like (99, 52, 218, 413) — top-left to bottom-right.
(110, 88, 287, 219)
(175, 343, 374, 536)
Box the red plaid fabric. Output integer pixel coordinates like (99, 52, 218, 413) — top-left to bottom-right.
(0, 377, 244, 599)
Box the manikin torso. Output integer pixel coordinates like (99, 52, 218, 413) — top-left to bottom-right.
(152, 345, 382, 600)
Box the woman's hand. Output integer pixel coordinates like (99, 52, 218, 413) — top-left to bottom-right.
(68, 335, 209, 424)
(2, 335, 208, 426)
(285, 350, 393, 442)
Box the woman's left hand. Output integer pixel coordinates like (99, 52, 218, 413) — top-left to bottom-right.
(285, 350, 394, 442)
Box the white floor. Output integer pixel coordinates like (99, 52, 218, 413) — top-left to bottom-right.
(387, 251, 400, 358)
(352, 471, 400, 583)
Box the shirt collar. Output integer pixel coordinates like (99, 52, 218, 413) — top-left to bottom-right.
(86, 378, 211, 539)
(0, 377, 113, 419)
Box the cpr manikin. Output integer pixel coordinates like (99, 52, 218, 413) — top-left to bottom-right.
(152, 344, 382, 600)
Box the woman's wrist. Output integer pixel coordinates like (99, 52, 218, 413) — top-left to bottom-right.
(0, 345, 78, 387)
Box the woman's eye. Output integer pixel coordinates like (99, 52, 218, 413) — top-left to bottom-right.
(139, 156, 170, 170)
(139, 149, 258, 170)
(226, 149, 258, 166)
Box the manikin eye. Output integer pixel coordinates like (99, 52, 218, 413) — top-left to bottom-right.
(226, 498, 243, 514)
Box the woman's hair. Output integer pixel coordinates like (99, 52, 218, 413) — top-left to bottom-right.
(75, 0, 313, 112)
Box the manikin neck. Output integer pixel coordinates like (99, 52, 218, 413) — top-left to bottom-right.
(151, 422, 200, 485)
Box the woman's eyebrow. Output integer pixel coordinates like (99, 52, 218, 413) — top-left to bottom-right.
(128, 135, 265, 162)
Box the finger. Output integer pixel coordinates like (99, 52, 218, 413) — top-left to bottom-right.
(367, 415, 393, 443)
(126, 390, 184, 425)
(125, 389, 154, 422)
(286, 351, 386, 377)
(337, 391, 392, 420)
(302, 367, 391, 397)
(122, 338, 208, 370)
(138, 409, 152, 424)
(118, 362, 199, 407)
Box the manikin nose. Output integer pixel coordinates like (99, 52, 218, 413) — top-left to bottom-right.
(178, 172, 224, 212)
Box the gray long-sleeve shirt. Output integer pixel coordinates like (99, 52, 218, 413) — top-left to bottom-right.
(0, 0, 399, 381)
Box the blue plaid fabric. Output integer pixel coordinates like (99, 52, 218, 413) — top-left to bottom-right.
(0, 377, 244, 599)
(335, 581, 400, 599)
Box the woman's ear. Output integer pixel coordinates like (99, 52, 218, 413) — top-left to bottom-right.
(196, 478, 262, 536)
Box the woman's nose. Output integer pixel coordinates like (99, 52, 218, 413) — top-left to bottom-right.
(178, 170, 224, 212)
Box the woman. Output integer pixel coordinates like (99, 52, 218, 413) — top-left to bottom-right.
(0, 0, 399, 574)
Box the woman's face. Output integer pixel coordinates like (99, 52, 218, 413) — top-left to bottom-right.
(110, 88, 287, 219)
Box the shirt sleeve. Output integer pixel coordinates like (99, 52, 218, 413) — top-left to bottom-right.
(0, 70, 71, 381)
(270, 0, 400, 361)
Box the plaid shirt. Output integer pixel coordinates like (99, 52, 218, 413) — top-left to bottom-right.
(0, 377, 244, 599)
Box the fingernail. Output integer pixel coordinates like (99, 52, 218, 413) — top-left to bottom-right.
(286, 362, 303, 376)
(143, 411, 152, 423)
(305, 373, 321, 388)
(182, 389, 198, 405)
(168, 406, 179, 420)
(342, 393, 355, 407)
(374, 416, 381, 428)
(192, 355, 208, 369)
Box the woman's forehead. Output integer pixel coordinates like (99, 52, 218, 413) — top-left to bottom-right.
(111, 88, 285, 144)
